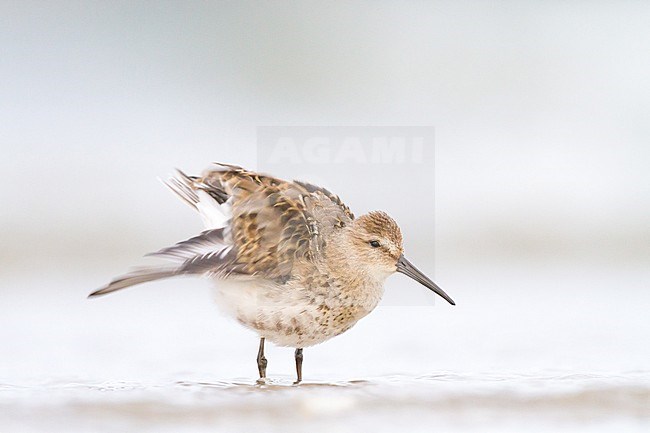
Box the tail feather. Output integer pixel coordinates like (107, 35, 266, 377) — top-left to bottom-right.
(88, 268, 180, 298)
(163, 169, 231, 229)
(162, 169, 199, 210)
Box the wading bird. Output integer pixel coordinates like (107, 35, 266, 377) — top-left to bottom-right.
(89, 163, 455, 383)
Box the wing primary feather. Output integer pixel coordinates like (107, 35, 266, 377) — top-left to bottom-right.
(88, 268, 179, 298)
(91, 230, 241, 297)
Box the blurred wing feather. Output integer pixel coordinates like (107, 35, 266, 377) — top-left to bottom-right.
(94, 163, 356, 297)
(146, 227, 232, 262)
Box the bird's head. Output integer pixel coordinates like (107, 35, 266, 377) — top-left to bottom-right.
(349, 211, 455, 305)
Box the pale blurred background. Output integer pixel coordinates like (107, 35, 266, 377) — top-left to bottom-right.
(1, 1, 649, 432)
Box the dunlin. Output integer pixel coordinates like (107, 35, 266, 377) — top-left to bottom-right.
(90, 163, 455, 383)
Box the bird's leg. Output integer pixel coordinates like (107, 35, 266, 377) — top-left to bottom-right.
(294, 348, 303, 384)
(257, 337, 268, 381)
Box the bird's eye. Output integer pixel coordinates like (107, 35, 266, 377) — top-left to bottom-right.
(369, 240, 381, 248)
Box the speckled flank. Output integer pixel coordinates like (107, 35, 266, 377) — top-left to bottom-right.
(212, 268, 384, 348)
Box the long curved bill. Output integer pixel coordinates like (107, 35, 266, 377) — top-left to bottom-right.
(396, 255, 455, 305)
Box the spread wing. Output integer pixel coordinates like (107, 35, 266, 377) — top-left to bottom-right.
(186, 163, 354, 279)
(90, 163, 354, 297)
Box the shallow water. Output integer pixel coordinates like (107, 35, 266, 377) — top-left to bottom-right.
(2, 373, 649, 432)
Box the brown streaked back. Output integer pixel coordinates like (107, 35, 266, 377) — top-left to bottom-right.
(197, 163, 355, 280)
